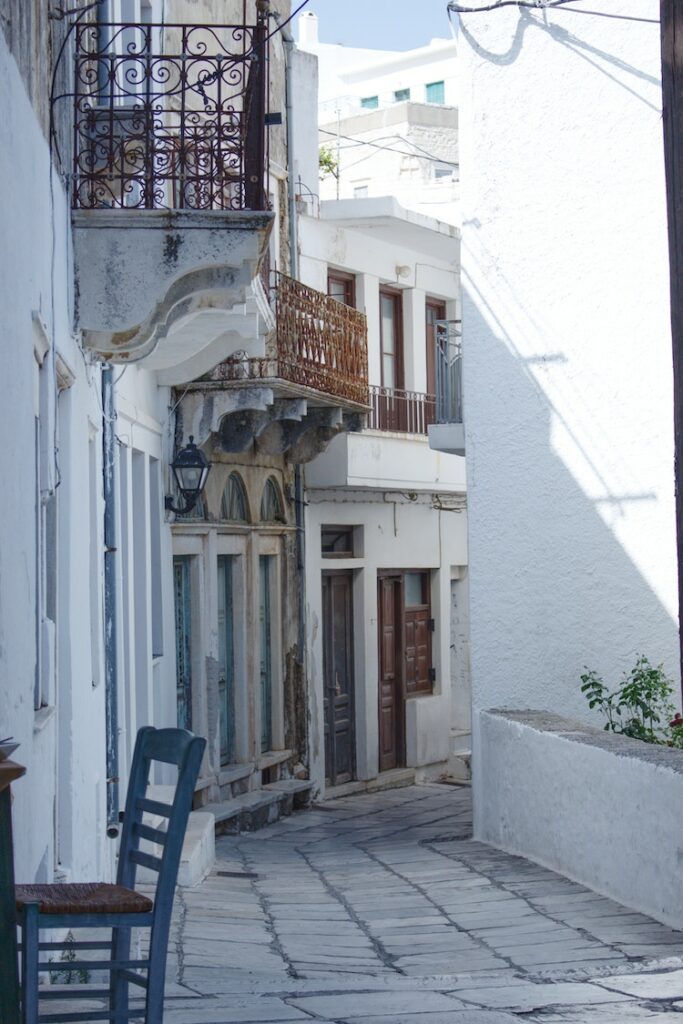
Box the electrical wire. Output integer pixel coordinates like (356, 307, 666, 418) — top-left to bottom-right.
(448, 0, 582, 11)
(447, 0, 658, 23)
(319, 127, 458, 166)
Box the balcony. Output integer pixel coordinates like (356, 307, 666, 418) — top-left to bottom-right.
(429, 320, 465, 456)
(368, 386, 435, 435)
(174, 274, 369, 463)
(63, 13, 274, 367)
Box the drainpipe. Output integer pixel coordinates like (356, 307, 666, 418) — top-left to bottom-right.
(279, 15, 298, 278)
(278, 13, 307, 744)
(102, 366, 119, 838)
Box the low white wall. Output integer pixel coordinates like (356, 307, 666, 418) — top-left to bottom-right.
(478, 710, 683, 929)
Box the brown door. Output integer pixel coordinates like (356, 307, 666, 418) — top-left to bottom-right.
(426, 300, 445, 427)
(323, 572, 355, 785)
(378, 575, 405, 771)
(404, 572, 432, 695)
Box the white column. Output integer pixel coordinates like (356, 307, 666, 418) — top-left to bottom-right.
(403, 287, 426, 393)
(358, 274, 381, 386)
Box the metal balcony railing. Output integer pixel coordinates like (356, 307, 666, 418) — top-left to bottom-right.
(435, 320, 463, 423)
(368, 386, 435, 435)
(206, 274, 369, 406)
(65, 15, 268, 210)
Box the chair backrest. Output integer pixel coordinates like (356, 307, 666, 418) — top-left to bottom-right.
(116, 727, 205, 904)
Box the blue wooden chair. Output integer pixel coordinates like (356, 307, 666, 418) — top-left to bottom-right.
(15, 726, 205, 1024)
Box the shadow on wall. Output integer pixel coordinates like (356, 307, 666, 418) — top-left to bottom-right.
(463, 284, 678, 723)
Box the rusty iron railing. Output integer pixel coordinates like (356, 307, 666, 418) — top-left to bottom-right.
(65, 15, 268, 210)
(205, 274, 369, 406)
(368, 385, 435, 434)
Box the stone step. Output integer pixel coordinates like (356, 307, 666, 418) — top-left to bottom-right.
(209, 789, 283, 835)
(264, 779, 314, 814)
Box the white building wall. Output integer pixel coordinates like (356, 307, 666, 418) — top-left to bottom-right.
(456, 2, 677, 827)
(0, 24, 114, 883)
(304, 491, 467, 795)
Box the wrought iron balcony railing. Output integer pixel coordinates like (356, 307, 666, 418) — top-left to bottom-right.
(205, 274, 369, 406)
(435, 320, 463, 424)
(64, 15, 268, 210)
(368, 386, 435, 435)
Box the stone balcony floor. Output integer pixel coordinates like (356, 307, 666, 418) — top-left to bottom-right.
(52, 784, 683, 1022)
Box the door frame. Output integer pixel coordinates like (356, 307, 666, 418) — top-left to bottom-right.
(377, 572, 406, 772)
(322, 569, 356, 786)
(379, 286, 405, 392)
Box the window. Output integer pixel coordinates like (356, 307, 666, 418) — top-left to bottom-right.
(327, 271, 356, 308)
(321, 526, 355, 558)
(360, 95, 378, 109)
(433, 163, 454, 180)
(221, 472, 249, 522)
(260, 477, 284, 522)
(379, 288, 404, 391)
(425, 80, 445, 104)
(353, 185, 369, 198)
(394, 88, 410, 102)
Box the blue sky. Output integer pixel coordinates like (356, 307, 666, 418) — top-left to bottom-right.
(295, 0, 454, 51)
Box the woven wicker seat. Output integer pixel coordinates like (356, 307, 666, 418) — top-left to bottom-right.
(16, 883, 153, 916)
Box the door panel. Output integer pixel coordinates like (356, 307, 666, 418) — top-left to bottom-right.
(217, 555, 235, 765)
(173, 557, 192, 730)
(378, 576, 404, 772)
(426, 300, 445, 427)
(323, 572, 355, 785)
(259, 555, 273, 752)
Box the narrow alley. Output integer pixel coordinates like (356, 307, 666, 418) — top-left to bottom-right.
(127, 785, 683, 1022)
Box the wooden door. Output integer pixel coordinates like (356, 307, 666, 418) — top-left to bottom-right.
(217, 555, 235, 766)
(259, 555, 273, 752)
(322, 572, 355, 785)
(173, 557, 192, 730)
(404, 572, 432, 695)
(378, 575, 405, 771)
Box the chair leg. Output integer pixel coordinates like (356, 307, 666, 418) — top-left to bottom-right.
(144, 923, 170, 1024)
(110, 924, 131, 1024)
(20, 903, 39, 1024)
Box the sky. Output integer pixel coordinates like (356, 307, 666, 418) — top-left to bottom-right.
(294, 0, 454, 51)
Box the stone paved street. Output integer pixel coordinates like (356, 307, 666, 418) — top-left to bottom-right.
(57, 784, 683, 1022)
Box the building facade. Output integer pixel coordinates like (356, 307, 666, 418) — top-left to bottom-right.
(445, 0, 678, 835)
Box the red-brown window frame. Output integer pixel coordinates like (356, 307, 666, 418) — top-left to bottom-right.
(379, 286, 404, 391)
(327, 269, 356, 308)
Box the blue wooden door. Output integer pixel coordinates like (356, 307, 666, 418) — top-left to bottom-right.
(173, 557, 192, 730)
(259, 555, 273, 752)
(217, 555, 235, 765)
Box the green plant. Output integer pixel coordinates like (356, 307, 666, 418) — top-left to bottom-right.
(49, 931, 90, 985)
(318, 144, 338, 180)
(580, 655, 678, 745)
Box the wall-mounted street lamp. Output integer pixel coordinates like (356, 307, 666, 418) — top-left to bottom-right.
(165, 436, 211, 515)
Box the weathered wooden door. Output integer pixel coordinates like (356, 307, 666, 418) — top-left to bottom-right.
(217, 555, 235, 765)
(403, 572, 432, 695)
(173, 556, 192, 730)
(259, 555, 273, 752)
(323, 572, 355, 786)
(378, 575, 405, 771)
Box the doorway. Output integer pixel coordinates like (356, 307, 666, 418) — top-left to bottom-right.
(322, 572, 356, 786)
(377, 575, 405, 771)
(216, 555, 235, 765)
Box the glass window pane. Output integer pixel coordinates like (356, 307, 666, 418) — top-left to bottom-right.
(381, 295, 395, 354)
(405, 572, 425, 607)
(394, 88, 410, 102)
(425, 81, 445, 105)
(383, 354, 395, 389)
(361, 95, 378, 109)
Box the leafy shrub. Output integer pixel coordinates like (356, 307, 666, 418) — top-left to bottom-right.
(580, 655, 681, 746)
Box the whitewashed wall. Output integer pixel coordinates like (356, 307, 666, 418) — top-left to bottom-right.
(304, 492, 468, 795)
(0, 26, 113, 883)
(457, 1, 678, 823)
